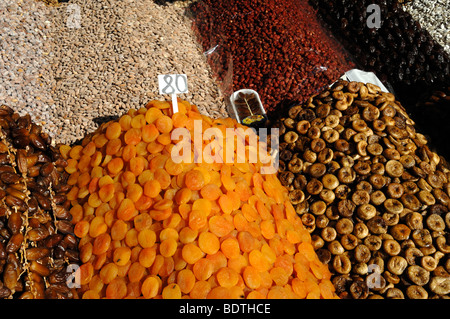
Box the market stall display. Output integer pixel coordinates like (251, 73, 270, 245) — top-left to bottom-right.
(188, 0, 355, 114)
(273, 80, 450, 298)
(0, 0, 449, 301)
(62, 98, 337, 299)
(0, 0, 226, 145)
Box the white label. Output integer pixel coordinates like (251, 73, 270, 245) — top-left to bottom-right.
(158, 74, 188, 95)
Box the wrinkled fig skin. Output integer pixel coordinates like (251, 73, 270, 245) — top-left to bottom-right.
(0, 105, 78, 299)
(272, 81, 450, 299)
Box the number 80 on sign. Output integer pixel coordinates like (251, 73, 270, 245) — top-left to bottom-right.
(158, 74, 189, 95)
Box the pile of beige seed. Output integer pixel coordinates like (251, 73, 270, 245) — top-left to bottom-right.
(1, 0, 226, 145)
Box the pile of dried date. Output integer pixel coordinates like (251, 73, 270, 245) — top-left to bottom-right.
(0, 105, 79, 299)
(273, 81, 450, 299)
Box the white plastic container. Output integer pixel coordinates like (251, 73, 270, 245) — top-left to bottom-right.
(229, 89, 266, 125)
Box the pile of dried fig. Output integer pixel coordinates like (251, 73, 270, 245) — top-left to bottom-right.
(273, 81, 450, 298)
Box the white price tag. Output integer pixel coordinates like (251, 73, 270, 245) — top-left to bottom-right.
(158, 74, 188, 95)
(158, 74, 188, 114)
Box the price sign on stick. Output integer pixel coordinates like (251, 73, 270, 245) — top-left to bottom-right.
(158, 74, 188, 113)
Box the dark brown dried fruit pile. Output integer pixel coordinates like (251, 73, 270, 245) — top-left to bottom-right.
(309, 0, 450, 162)
(0, 105, 79, 299)
(273, 81, 450, 299)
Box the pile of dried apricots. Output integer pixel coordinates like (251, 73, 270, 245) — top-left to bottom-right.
(61, 99, 337, 299)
